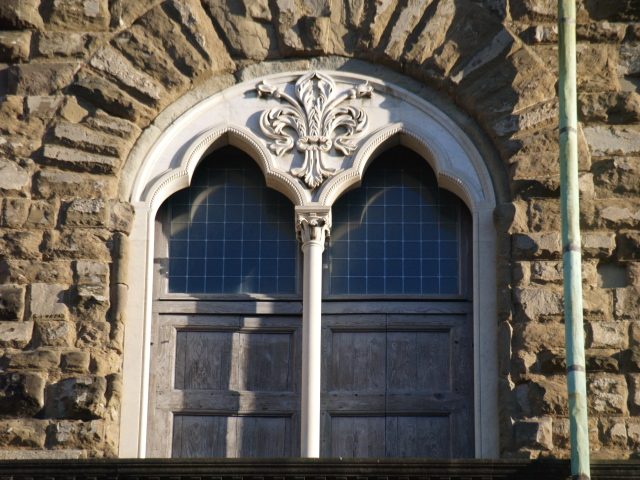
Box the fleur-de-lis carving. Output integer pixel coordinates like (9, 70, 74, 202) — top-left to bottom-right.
(257, 71, 373, 189)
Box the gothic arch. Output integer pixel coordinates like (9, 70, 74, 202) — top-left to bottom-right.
(120, 69, 500, 459)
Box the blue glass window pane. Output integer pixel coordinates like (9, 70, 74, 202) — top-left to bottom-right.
(165, 147, 297, 294)
(330, 146, 463, 295)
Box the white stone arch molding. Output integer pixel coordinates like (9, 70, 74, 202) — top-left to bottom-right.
(120, 70, 500, 459)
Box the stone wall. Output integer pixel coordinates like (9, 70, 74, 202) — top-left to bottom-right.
(0, 0, 638, 459)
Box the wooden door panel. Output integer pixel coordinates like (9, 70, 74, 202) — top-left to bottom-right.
(385, 416, 450, 458)
(331, 416, 386, 458)
(331, 331, 386, 391)
(172, 415, 293, 458)
(175, 331, 233, 390)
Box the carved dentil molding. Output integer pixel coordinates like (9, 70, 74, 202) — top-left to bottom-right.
(296, 212, 331, 247)
(256, 71, 373, 189)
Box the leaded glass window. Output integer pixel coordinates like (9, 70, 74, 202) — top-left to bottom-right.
(164, 147, 298, 295)
(329, 147, 466, 296)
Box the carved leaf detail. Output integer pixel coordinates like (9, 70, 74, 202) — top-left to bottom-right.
(256, 72, 373, 189)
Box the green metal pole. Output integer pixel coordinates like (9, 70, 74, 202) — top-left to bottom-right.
(558, 1, 590, 479)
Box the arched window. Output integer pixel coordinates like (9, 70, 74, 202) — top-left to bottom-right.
(319, 146, 474, 458)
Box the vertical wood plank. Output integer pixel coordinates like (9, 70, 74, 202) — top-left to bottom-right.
(416, 331, 450, 392)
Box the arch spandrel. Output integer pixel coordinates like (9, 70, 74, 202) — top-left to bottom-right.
(130, 70, 495, 213)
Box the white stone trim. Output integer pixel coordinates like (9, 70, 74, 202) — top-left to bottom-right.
(120, 70, 500, 459)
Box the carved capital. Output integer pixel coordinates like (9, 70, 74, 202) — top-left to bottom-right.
(296, 212, 331, 247)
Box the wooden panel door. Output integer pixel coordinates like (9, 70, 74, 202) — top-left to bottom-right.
(320, 302, 474, 458)
(147, 304, 302, 458)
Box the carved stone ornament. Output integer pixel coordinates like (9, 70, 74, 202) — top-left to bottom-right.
(296, 212, 331, 246)
(256, 71, 373, 189)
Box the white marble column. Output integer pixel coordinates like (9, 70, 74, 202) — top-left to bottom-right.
(295, 206, 331, 458)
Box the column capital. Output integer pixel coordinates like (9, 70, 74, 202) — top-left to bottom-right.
(295, 206, 331, 247)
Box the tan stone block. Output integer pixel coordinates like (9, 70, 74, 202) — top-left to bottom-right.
(52, 376, 107, 420)
(76, 321, 110, 348)
(0, 230, 43, 260)
(33, 170, 116, 200)
(52, 123, 131, 159)
(90, 350, 121, 375)
(614, 287, 640, 319)
(34, 320, 74, 347)
(579, 92, 640, 124)
(513, 321, 566, 354)
(617, 232, 640, 261)
(631, 322, 640, 346)
(0, 372, 45, 416)
(513, 232, 562, 260)
(42, 145, 122, 175)
(47, 419, 105, 449)
(34, 32, 104, 59)
(582, 233, 616, 258)
(528, 375, 567, 415)
(628, 421, 640, 449)
(588, 373, 628, 414)
(0, 159, 30, 194)
(64, 199, 109, 228)
(628, 373, 640, 414)
(0, 0, 43, 29)
(24, 95, 64, 120)
(43, 229, 112, 262)
(0, 321, 33, 348)
(514, 416, 553, 451)
(75, 261, 109, 285)
(29, 284, 68, 320)
(0, 30, 31, 63)
(0, 418, 47, 448)
(628, 263, 640, 286)
(83, 111, 140, 142)
(0, 260, 74, 285)
(108, 200, 134, 234)
(2, 198, 30, 228)
(5, 349, 60, 371)
(62, 351, 90, 373)
(8, 64, 77, 96)
(45, 0, 110, 31)
(26, 199, 59, 229)
(588, 321, 628, 349)
(600, 418, 628, 447)
(515, 287, 564, 320)
(0, 284, 25, 320)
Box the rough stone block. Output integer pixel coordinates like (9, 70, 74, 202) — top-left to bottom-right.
(8, 64, 77, 96)
(108, 200, 134, 234)
(588, 321, 628, 349)
(0, 372, 45, 416)
(84, 111, 140, 141)
(513, 232, 561, 259)
(529, 260, 596, 284)
(89, 46, 163, 104)
(0, 230, 43, 260)
(0, 159, 31, 194)
(43, 229, 112, 261)
(47, 419, 104, 449)
(0, 284, 25, 320)
(52, 123, 130, 158)
(629, 422, 640, 449)
(538, 349, 566, 374)
(628, 263, 640, 287)
(0, 0, 43, 29)
(592, 200, 640, 230)
(588, 373, 628, 414)
(515, 288, 563, 320)
(614, 287, 640, 319)
(70, 73, 155, 126)
(585, 349, 619, 373)
(5, 349, 60, 371)
(90, 350, 121, 375)
(0, 321, 32, 348)
(44, 0, 110, 31)
(0, 30, 31, 62)
(620, 346, 640, 372)
(29, 283, 68, 320)
(52, 376, 107, 420)
(584, 126, 640, 157)
(0, 260, 73, 285)
(493, 202, 528, 234)
(33, 170, 116, 200)
(629, 374, 640, 415)
(528, 375, 567, 415)
(64, 199, 108, 227)
(514, 416, 553, 451)
(26, 199, 59, 229)
(579, 92, 640, 124)
(513, 321, 566, 354)
(24, 96, 65, 119)
(42, 145, 121, 175)
(0, 419, 47, 448)
(75, 261, 109, 285)
(34, 32, 102, 58)
(76, 321, 110, 347)
(34, 320, 74, 347)
(62, 351, 90, 373)
(582, 234, 616, 258)
(2, 198, 30, 228)
(76, 283, 109, 307)
(617, 232, 640, 261)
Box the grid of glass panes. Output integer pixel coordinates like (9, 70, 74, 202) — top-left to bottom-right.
(166, 149, 297, 294)
(329, 149, 460, 295)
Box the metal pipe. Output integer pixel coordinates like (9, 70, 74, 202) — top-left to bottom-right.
(558, 1, 591, 479)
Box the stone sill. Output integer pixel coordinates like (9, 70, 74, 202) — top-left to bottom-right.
(0, 458, 639, 479)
